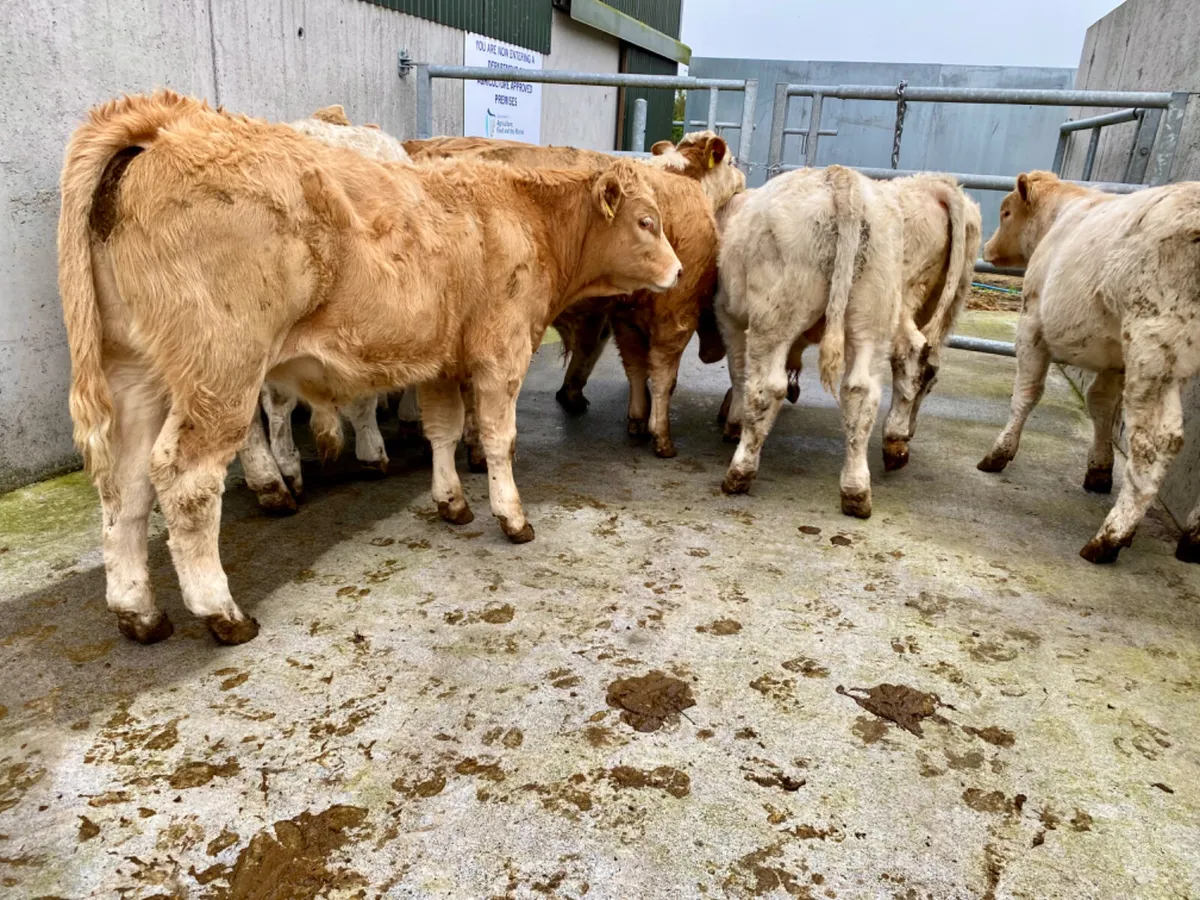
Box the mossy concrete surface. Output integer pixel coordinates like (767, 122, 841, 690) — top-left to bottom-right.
(0, 311, 1197, 899)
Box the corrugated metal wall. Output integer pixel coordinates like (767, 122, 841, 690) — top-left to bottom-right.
(619, 45, 676, 150)
(359, 0, 553, 53)
(602, 0, 681, 38)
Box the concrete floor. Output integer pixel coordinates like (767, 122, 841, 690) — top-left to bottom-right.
(1, 311, 1198, 900)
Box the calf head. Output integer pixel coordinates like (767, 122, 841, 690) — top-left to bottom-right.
(661, 131, 747, 213)
(586, 160, 682, 295)
(983, 171, 1063, 267)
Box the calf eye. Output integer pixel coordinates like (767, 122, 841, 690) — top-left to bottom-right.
(640, 216, 655, 230)
(1002, 210, 1011, 219)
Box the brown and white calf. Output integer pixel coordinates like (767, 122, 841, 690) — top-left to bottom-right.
(406, 132, 742, 458)
(978, 171, 1200, 564)
(716, 165, 905, 517)
(59, 91, 680, 644)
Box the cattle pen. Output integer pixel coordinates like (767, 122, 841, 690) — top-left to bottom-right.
(3, 3, 1200, 897)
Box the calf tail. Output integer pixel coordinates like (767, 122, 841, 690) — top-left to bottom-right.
(57, 90, 198, 482)
(921, 180, 972, 351)
(819, 166, 865, 397)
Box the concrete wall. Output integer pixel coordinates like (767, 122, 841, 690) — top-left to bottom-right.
(541, 10, 620, 150)
(0, 0, 622, 492)
(685, 58, 1076, 229)
(1057, 0, 1200, 525)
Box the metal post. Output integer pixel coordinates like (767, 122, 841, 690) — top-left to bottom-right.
(1150, 91, 1190, 185)
(1052, 131, 1070, 176)
(631, 98, 648, 153)
(1083, 126, 1102, 180)
(415, 64, 433, 140)
(767, 82, 789, 178)
(706, 87, 719, 131)
(804, 93, 824, 167)
(737, 79, 758, 167)
(1125, 108, 1161, 184)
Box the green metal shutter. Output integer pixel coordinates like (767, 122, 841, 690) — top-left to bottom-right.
(359, 0, 553, 54)
(619, 45, 676, 151)
(601, 0, 681, 38)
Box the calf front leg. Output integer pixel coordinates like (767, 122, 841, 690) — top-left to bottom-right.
(418, 379, 474, 524)
(612, 318, 651, 439)
(238, 400, 297, 514)
(474, 368, 534, 543)
(1081, 375, 1183, 564)
(647, 339, 686, 458)
(978, 317, 1051, 473)
(1084, 370, 1124, 494)
(556, 311, 611, 415)
(718, 319, 748, 440)
(460, 380, 487, 473)
(342, 394, 389, 475)
(262, 384, 303, 498)
(722, 335, 790, 494)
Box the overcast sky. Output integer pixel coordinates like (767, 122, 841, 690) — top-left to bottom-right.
(681, 0, 1122, 69)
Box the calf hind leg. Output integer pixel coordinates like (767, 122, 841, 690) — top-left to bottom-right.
(419, 379, 474, 523)
(556, 312, 611, 415)
(238, 401, 297, 514)
(1176, 495, 1200, 563)
(343, 394, 389, 476)
(102, 367, 173, 643)
(474, 367, 535, 543)
(1084, 370, 1123, 494)
(613, 319, 652, 439)
(722, 335, 790, 494)
(262, 385, 303, 498)
(839, 338, 886, 519)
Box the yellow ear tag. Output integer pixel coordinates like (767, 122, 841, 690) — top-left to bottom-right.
(707, 155, 715, 169)
(602, 199, 614, 219)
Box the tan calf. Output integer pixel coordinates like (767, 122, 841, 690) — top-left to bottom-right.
(59, 91, 680, 645)
(978, 171, 1200, 564)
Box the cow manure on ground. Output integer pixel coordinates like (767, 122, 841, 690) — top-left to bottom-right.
(605, 671, 696, 732)
(607, 765, 690, 798)
(836, 683, 951, 736)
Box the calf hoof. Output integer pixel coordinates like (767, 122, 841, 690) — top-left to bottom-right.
(786, 381, 800, 404)
(207, 615, 261, 646)
(1174, 532, 1200, 564)
(721, 469, 754, 495)
(882, 439, 910, 472)
(283, 473, 304, 499)
(555, 386, 589, 415)
(438, 500, 476, 525)
(717, 389, 732, 425)
(467, 451, 488, 474)
(499, 517, 536, 544)
(627, 417, 650, 439)
(358, 458, 390, 478)
(653, 438, 678, 459)
(256, 485, 298, 516)
(977, 452, 1010, 474)
(722, 422, 743, 443)
(1079, 533, 1131, 565)
(1083, 466, 1113, 494)
(840, 490, 872, 520)
(117, 610, 175, 645)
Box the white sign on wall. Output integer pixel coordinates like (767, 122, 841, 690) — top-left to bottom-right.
(463, 33, 542, 144)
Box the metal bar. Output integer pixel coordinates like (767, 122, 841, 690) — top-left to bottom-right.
(1082, 126, 1102, 180)
(767, 82, 789, 177)
(737, 79, 758, 165)
(975, 261, 1026, 277)
(1125, 107, 1161, 184)
(706, 87, 719, 131)
(631, 98, 648, 153)
(681, 120, 743, 129)
(782, 127, 839, 136)
(947, 336, 1016, 357)
(1052, 131, 1070, 176)
(415, 64, 434, 140)
(783, 83, 1174, 108)
(1150, 91, 1190, 185)
(1059, 107, 1141, 132)
(425, 65, 747, 90)
(804, 93, 824, 167)
(779, 165, 1146, 195)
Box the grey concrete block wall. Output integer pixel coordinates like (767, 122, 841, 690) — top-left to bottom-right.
(685, 58, 1075, 230)
(0, 0, 623, 492)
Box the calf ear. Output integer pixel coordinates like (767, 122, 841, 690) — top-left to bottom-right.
(593, 171, 624, 222)
(706, 136, 728, 169)
(312, 104, 351, 126)
(1016, 173, 1040, 206)
(650, 140, 675, 156)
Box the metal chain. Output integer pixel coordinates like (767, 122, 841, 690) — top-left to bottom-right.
(891, 79, 908, 170)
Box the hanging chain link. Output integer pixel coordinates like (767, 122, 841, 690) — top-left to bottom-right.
(891, 79, 908, 170)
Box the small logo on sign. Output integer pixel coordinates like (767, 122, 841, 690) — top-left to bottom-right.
(485, 109, 497, 138)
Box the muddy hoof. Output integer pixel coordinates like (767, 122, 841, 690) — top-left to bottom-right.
(207, 615, 261, 645)
(721, 470, 754, 495)
(1175, 532, 1200, 564)
(500, 518, 536, 544)
(977, 452, 1010, 474)
(882, 440, 910, 473)
(358, 458, 390, 478)
(840, 490, 872, 519)
(722, 422, 743, 443)
(283, 473, 304, 499)
(1079, 534, 1130, 565)
(627, 417, 650, 439)
(466, 451, 488, 474)
(438, 500, 476, 525)
(787, 381, 800, 404)
(117, 610, 175, 645)
(1083, 466, 1113, 494)
(717, 389, 732, 425)
(555, 386, 589, 415)
(653, 438, 678, 459)
(256, 485, 298, 516)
